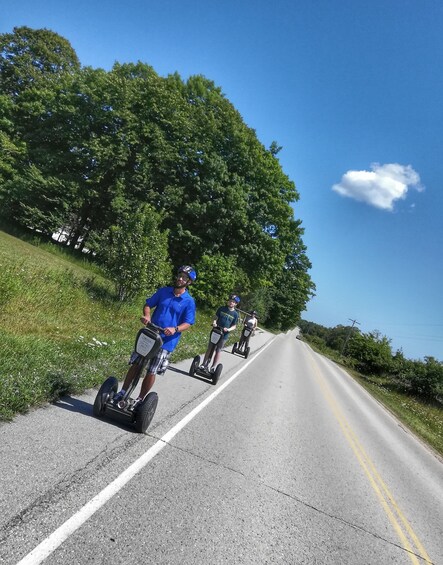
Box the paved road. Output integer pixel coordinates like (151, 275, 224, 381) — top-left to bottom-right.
(1, 330, 442, 564)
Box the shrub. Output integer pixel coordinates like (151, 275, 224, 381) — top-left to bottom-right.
(99, 205, 171, 301)
(347, 330, 392, 376)
(192, 253, 246, 308)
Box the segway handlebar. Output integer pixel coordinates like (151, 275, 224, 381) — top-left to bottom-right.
(144, 321, 165, 333)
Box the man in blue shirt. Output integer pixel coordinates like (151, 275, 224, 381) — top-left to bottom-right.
(114, 266, 196, 408)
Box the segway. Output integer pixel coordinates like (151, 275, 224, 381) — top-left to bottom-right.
(93, 323, 162, 433)
(189, 326, 224, 385)
(232, 323, 253, 359)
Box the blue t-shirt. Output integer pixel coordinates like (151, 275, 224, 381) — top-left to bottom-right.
(146, 286, 196, 352)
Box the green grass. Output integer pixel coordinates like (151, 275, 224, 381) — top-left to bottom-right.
(0, 229, 240, 421)
(301, 336, 443, 459)
(348, 372, 443, 457)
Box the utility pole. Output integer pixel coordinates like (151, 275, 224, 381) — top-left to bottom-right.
(341, 318, 360, 355)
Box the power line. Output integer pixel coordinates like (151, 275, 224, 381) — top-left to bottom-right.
(341, 318, 360, 355)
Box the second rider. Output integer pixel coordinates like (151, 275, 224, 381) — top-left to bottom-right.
(201, 294, 240, 372)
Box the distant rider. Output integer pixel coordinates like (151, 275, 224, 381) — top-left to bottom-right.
(239, 310, 258, 348)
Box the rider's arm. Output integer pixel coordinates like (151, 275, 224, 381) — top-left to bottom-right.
(230, 311, 240, 332)
(163, 322, 191, 336)
(225, 319, 237, 332)
(141, 305, 151, 325)
(176, 322, 191, 333)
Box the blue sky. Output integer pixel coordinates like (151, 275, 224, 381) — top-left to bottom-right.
(2, 0, 442, 361)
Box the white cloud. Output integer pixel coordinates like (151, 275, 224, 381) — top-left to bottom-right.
(332, 163, 424, 211)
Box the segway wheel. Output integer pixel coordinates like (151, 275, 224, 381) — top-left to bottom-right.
(232, 343, 238, 354)
(134, 392, 158, 434)
(212, 364, 223, 386)
(93, 376, 118, 417)
(244, 346, 250, 359)
(190, 355, 200, 377)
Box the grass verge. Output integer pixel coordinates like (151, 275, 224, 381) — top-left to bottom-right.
(0, 229, 242, 421)
(303, 337, 443, 459)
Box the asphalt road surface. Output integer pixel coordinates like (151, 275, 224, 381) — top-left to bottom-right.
(1, 329, 442, 564)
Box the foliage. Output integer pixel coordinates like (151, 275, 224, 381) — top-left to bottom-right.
(238, 286, 273, 323)
(391, 352, 443, 398)
(266, 236, 316, 330)
(191, 253, 246, 308)
(98, 204, 171, 301)
(0, 94, 25, 188)
(0, 26, 315, 330)
(323, 324, 351, 352)
(346, 330, 393, 375)
(0, 26, 80, 97)
(300, 318, 443, 401)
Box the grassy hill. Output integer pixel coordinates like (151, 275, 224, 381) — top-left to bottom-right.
(0, 229, 216, 420)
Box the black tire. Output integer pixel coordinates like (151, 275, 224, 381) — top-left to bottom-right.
(232, 343, 238, 354)
(134, 392, 158, 434)
(93, 376, 118, 417)
(190, 355, 200, 377)
(245, 347, 250, 359)
(212, 364, 223, 386)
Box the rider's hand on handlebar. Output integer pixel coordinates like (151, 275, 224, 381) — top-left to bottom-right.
(140, 316, 151, 325)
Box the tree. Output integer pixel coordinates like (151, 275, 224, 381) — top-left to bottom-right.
(393, 355, 443, 398)
(0, 26, 80, 98)
(191, 253, 246, 308)
(347, 330, 392, 375)
(264, 225, 315, 330)
(0, 29, 315, 327)
(0, 27, 81, 233)
(100, 204, 171, 301)
(325, 325, 357, 353)
(0, 94, 25, 193)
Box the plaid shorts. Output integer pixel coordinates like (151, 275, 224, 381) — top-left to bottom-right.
(129, 348, 171, 375)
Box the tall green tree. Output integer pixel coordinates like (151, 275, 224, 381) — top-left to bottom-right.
(0, 27, 81, 234)
(0, 26, 80, 98)
(0, 94, 25, 191)
(192, 253, 246, 308)
(0, 27, 315, 328)
(100, 204, 171, 301)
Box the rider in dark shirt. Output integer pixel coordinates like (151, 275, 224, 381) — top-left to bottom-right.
(201, 294, 240, 371)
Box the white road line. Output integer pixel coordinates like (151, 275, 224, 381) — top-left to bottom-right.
(17, 337, 276, 565)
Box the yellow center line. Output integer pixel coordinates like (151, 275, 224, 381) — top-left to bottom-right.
(307, 351, 432, 564)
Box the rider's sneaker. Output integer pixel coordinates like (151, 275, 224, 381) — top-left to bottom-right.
(200, 364, 208, 371)
(210, 367, 216, 374)
(113, 390, 125, 403)
(128, 397, 142, 412)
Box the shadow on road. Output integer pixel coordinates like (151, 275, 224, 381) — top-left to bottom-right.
(53, 396, 93, 416)
(167, 366, 190, 377)
(168, 365, 214, 385)
(53, 396, 138, 432)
